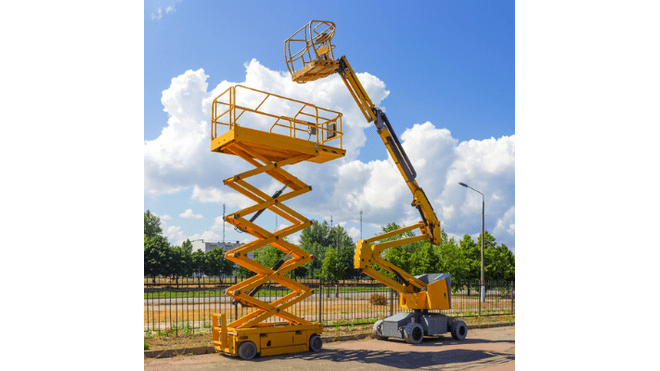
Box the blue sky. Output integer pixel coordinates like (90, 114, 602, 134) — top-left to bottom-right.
(144, 0, 516, 252)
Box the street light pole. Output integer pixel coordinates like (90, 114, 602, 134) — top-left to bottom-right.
(459, 182, 486, 306)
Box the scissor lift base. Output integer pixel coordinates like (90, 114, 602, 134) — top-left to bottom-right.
(213, 316, 323, 359)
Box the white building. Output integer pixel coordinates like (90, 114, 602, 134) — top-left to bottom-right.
(191, 239, 254, 260)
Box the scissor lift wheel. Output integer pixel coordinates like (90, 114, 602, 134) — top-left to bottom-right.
(238, 341, 257, 360)
(309, 334, 323, 352)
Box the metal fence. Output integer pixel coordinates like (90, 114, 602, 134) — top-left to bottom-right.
(144, 275, 514, 336)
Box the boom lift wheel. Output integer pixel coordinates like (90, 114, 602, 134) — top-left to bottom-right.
(372, 320, 387, 340)
(309, 334, 323, 352)
(451, 320, 468, 340)
(403, 322, 424, 344)
(238, 341, 257, 360)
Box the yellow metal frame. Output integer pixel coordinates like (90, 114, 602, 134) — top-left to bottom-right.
(285, 20, 339, 83)
(212, 84, 343, 150)
(211, 85, 345, 358)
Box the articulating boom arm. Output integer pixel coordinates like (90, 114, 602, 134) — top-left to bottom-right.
(285, 21, 442, 298)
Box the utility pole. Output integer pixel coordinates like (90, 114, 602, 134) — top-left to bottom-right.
(458, 182, 486, 306)
(360, 209, 363, 240)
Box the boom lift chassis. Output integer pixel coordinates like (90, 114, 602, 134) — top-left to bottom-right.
(210, 85, 345, 359)
(285, 20, 468, 344)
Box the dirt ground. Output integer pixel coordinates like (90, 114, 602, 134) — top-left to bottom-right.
(144, 325, 514, 371)
(144, 314, 514, 351)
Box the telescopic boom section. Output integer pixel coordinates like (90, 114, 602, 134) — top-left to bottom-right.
(285, 20, 442, 296)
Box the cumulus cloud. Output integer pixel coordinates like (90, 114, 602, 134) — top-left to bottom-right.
(180, 209, 203, 219)
(210, 216, 225, 231)
(188, 230, 221, 244)
(145, 60, 515, 250)
(165, 225, 186, 243)
(347, 227, 361, 242)
(147, 0, 182, 20)
(492, 206, 515, 249)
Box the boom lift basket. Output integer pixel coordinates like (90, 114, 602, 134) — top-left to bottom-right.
(211, 85, 345, 359)
(285, 20, 339, 83)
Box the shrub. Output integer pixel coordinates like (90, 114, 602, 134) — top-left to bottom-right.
(369, 293, 388, 306)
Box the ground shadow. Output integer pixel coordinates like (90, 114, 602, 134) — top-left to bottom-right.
(382, 335, 515, 347)
(250, 337, 515, 369)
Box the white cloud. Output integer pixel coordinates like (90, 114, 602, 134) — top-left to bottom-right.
(160, 214, 172, 220)
(493, 206, 515, 250)
(164, 224, 186, 245)
(151, 9, 162, 20)
(289, 234, 301, 245)
(191, 185, 253, 209)
(210, 216, 225, 231)
(147, 0, 182, 20)
(188, 230, 221, 243)
(145, 60, 515, 250)
(180, 209, 202, 219)
(347, 227, 361, 241)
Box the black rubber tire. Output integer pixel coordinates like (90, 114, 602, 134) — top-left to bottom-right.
(309, 334, 323, 352)
(373, 320, 387, 340)
(451, 320, 468, 340)
(237, 341, 257, 360)
(403, 322, 424, 344)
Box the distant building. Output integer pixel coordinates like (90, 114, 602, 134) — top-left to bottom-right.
(191, 239, 254, 260)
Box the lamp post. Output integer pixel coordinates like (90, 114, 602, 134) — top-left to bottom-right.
(459, 182, 486, 306)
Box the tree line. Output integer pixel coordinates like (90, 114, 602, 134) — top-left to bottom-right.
(144, 210, 515, 284)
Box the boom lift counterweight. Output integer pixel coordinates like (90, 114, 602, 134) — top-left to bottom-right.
(285, 20, 467, 343)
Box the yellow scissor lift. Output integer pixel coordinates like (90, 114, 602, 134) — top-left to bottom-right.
(210, 85, 345, 360)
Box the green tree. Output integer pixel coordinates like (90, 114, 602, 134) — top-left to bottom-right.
(321, 248, 346, 297)
(170, 246, 192, 285)
(144, 234, 170, 282)
(300, 220, 331, 247)
(298, 220, 356, 279)
(182, 239, 193, 253)
(434, 234, 471, 291)
(476, 230, 498, 251)
(205, 248, 233, 278)
(459, 234, 480, 281)
(191, 249, 207, 286)
(484, 243, 515, 282)
(144, 210, 163, 239)
(409, 242, 439, 276)
(299, 241, 326, 277)
(254, 245, 285, 269)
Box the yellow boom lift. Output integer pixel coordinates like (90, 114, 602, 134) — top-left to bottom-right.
(284, 20, 468, 344)
(210, 85, 345, 359)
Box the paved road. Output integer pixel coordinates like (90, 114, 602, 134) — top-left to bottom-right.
(144, 325, 514, 371)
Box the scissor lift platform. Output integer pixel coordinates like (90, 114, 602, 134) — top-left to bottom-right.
(212, 125, 345, 164)
(211, 85, 344, 360)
